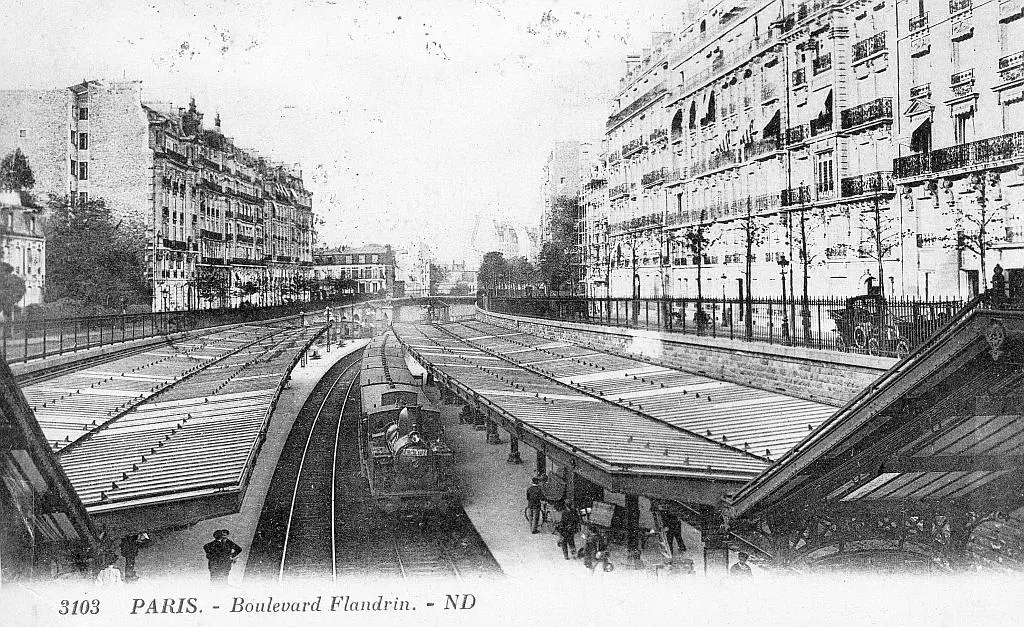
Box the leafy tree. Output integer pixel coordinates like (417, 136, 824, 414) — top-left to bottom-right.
(429, 263, 446, 295)
(538, 241, 570, 293)
(328, 275, 358, 297)
(0, 149, 35, 192)
(45, 196, 149, 308)
(450, 282, 473, 296)
(508, 256, 538, 294)
(0, 262, 26, 336)
(191, 267, 230, 308)
(477, 251, 508, 293)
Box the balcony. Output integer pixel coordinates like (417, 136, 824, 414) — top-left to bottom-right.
(792, 68, 807, 87)
(691, 148, 740, 176)
(761, 83, 779, 103)
(810, 115, 833, 136)
(649, 128, 668, 145)
(609, 183, 629, 200)
(840, 97, 892, 130)
(1000, 0, 1024, 21)
(894, 130, 1024, 179)
(950, 0, 971, 13)
(641, 167, 667, 188)
(951, 11, 974, 40)
(909, 13, 929, 32)
(825, 244, 850, 259)
(744, 135, 782, 160)
(606, 84, 667, 130)
(781, 186, 811, 206)
(910, 83, 931, 99)
(200, 256, 225, 266)
(951, 68, 976, 97)
(916, 233, 942, 247)
(622, 137, 648, 158)
(610, 213, 663, 234)
(787, 124, 809, 145)
(1000, 51, 1024, 83)
(608, 151, 621, 164)
(200, 229, 223, 241)
(1005, 226, 1024, 243)
(162, 238, 188, 252)
(840, 171, 894, 197)
(852, 33, 886, 62)
(236, 234, 254, 244)
(812, 53, 833, 75)
(779, 0, 838, 33)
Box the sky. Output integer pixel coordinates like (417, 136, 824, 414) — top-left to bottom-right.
(1, 0, 683, 262)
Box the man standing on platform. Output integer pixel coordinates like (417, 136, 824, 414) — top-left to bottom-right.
(661, 510, 686, 555)
(555, 502, 580, 560)
(204, 529, 243, 583)
(526, 477, 544, 534)
(730, 551, 753, 576)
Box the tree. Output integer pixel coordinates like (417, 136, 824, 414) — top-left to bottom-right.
(328, 275, 358, 298)
(0, 262, 26, 337)
(191, 267, 230, 308)
(737, 208, 769, 339)
(538, 241, 570, 293)
(450, 282, 473, 296)
(429, 263, 446, 295)
(508, 256, 538, 294)
(938, 173, 1004, 295)
(679, 218, 721, 328)
(477, 251, 508, 293)
(857, 194, 912, 298)
(45, 196, 149, 308)
(0, 149, 35, 192)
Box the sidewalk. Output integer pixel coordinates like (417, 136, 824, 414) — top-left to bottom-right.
(431, 386, 704, 582)
(129, 336, 369, 584)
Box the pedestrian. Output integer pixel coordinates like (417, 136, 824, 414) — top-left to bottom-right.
(526, 476, 544, 534)
(581, 524, 609, 572)
(730, 551, 753, 576)
(554, 502, 580, 560)
(661, 510, 686, 555)
(94, 552, 123, 586)
(120, 534, 140, 581)
(203, 529, 243, 583)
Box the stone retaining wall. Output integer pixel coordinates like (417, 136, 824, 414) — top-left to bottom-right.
(476, 307, 893, 407)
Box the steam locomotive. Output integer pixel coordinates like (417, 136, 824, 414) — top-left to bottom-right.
(359, 331, 457, 515)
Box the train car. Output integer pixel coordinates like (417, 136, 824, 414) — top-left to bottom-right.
(359, 332, 457, 516)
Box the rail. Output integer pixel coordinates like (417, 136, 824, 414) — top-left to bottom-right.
(0, 295, 373, 365)
(481, 294, 966, 359)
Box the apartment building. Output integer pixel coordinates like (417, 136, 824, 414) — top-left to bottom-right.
(0, 191, 44, 308)
(894, 0, 1024, 299)
(0, 80, 315, 311)
(593, 0, 906, 301)
(313, 245, 395, 295)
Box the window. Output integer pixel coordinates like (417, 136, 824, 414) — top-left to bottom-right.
(954, 109, 974, 144)
(815, 151, 835, 196)
(78, 162, 88, 180)
(18, 129, 26, 138)
(70, 160, 77, 176)
(79, 107, 89, 120)
(30, 216, 36, 234)
(79, 133, 88, 150)
(372, 254, 379, 263)
(79, 192, 88, 205)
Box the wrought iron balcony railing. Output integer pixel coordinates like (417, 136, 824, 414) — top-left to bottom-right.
(743, 135, 781, 160)
(909, 13, 929, 31)
(641, 167, 668, 187)
(609, 183, 630, 199)
(951, 68, 976, 97)
(840, 171, 894, 197)
(853, 32, 886, 62)
(840, 97, 892, 130)
(810, 114, 833, 136)
(781, 186, 811, 206)
(787, 124, 808, 145)
(622, 137, 648, 158)
(894, 130, 1024, 179)
(950, 0, 971, 13)
(650, 128, 668, 145)
(792, 68, 807, 87)
(910, 83, 931, 99)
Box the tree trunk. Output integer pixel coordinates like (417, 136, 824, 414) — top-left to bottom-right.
(745, 219, 754, 339)
(800, 208, 811, 342)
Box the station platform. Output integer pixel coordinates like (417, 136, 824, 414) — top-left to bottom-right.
(429, 384, 704, 580)
(125, 336, 369, 584)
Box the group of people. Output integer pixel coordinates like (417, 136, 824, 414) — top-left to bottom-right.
(91, 528, 243, 586)
(525, 476, 753, 576)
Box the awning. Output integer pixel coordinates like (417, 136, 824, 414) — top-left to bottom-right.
(1001, 86, 1024, 105)
(763, 110, 781, 137)
(950, 100, 975, 117)
(808, 88, 831, 117)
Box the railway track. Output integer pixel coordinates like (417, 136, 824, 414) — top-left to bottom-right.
(246, 348, 497, 582)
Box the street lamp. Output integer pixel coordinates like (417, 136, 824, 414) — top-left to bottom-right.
(778, 255, 790, 343)
(721, 272, 729, 327)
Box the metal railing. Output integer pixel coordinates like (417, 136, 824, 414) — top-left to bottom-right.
(840, 97, 892, 130)
(483, 294, 966, 358)
(840, 171, 894, 197)
(852, 33, 886, 62)
(894, 129, 1024, 179)
(0, 295, 374, 366)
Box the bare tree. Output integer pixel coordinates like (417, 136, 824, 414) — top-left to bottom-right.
(737, 204, 769, 339)
(938, 172, 1005, 295)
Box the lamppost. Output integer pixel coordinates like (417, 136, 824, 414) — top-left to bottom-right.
(778, 255, 790, 344)
(721, 272, 729, 327)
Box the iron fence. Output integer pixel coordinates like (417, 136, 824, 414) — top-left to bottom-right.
(0, 295, 374, 365)
(483, 294, 966, 359)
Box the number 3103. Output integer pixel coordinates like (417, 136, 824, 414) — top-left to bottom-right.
(59, 599, 100, 615)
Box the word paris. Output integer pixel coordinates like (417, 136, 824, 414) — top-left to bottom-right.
(128, 594, 477, 615)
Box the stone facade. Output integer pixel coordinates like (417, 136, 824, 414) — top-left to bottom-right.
(313, 245, 395, 296)
(0, 80, 315, 311)
(0, 192, 45, 308)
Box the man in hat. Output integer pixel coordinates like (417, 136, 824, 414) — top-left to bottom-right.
(730, 551, 753, 576)
(526, 476, 544, 534)
(203, 529, 243, 583)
